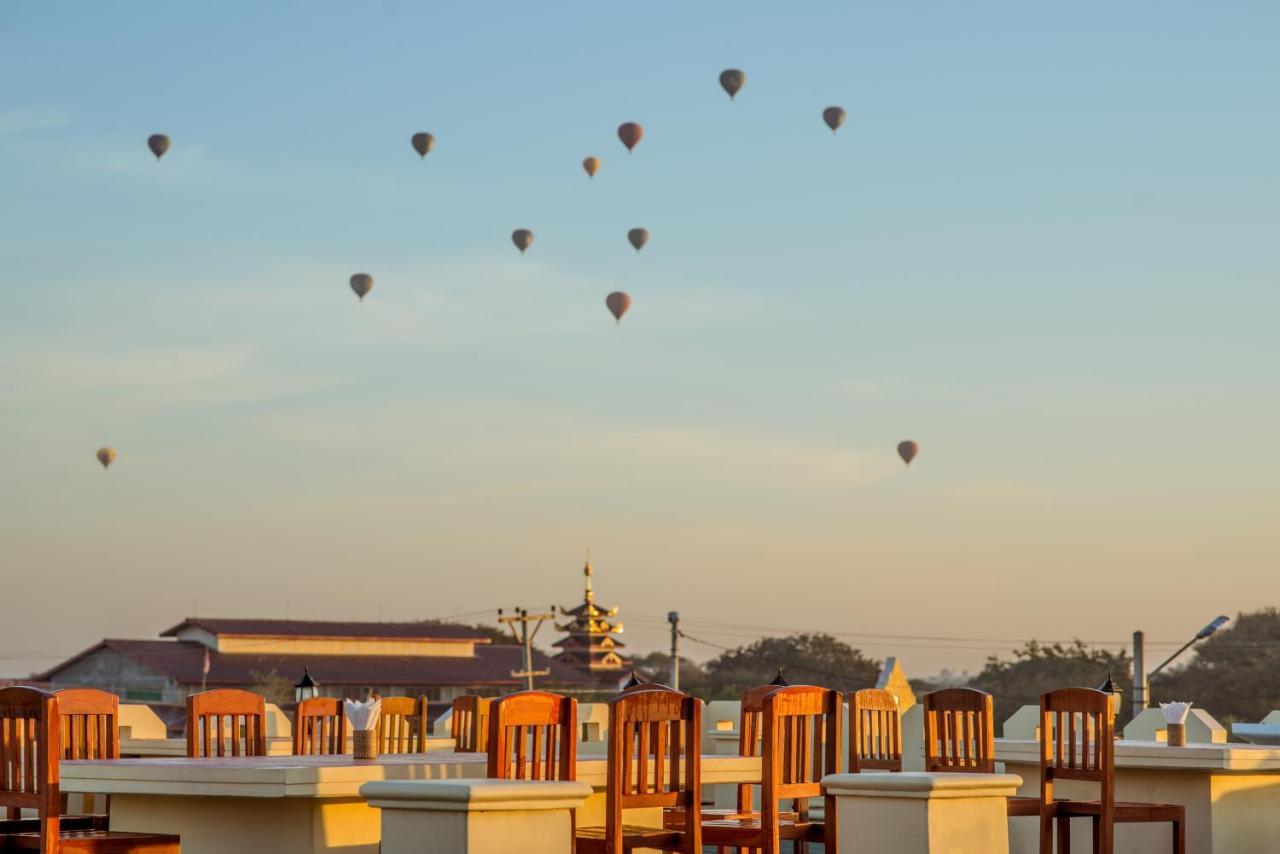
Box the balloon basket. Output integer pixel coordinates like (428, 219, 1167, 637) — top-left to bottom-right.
(1166, 723, 1186, 747)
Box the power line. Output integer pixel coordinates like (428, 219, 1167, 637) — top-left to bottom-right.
(627, 612, 1280, 651)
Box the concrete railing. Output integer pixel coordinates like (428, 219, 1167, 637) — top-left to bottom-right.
(362, 779, 593, 854)
(824, 771, 1023, 854)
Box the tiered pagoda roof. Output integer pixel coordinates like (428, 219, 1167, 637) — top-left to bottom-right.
(553, 560, 629, 680)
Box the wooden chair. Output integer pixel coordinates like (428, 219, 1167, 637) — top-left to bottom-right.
(451, 696, 491, 754)
(575, 687, 702, 854)
(0, 686, 180, 852)
(662, 682, 784, 830)
(55, 689, 119, 831)
(185, 690, 266, 758)
(1, 688, 119, 837)
(376, 697, 428, 755)
(486, 691, 576, 781)
(849, 688, 902, 772)
(922, 687, 1039, 817)
(1039, 688, 1185, 854)
(702, 685, 842, 854)
(293, 698, 347, 756)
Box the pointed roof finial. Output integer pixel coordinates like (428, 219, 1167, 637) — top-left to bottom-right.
(583, 548, 594, 602)
(771, 667, 789, 687)
(622, 670, 644, 690)
(1098, 669, 1119, 695)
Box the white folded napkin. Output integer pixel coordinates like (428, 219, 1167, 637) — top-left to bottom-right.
(1160, 701, 1192, 725)
(344, 698, 382, 732)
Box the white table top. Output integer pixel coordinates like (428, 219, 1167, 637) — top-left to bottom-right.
(118, 736, 455, 758)
(60, 752, 762, 799)
(995, 738, 1280, 772)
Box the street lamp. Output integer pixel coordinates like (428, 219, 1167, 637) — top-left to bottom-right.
(294, 666, 319, 703)
(1131, 616, 1229, 716)
(667, 612, 680, 692)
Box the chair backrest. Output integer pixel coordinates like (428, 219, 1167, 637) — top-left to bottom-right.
(293, 698, 347, 756)
(0, 687, 61, 841)
(486, 690, 576, 781)
(849, 688, 902, 772)
(451, 696, 492, 753)
(922, 687, 996, 773)
(605, 687, 701, 852)
(731, 683, 784, 812)
(53, 688, 119, 761)
(186, 689, 267, 758)
(761, 686, 842, 827)
(377, 696, 428, 754)
(1040, 688, 1113, 804)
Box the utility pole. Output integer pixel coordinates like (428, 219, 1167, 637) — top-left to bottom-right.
(1131, 630, 1148, 718)
(667, 611, 680, 691)
(499, 607, 553, 691)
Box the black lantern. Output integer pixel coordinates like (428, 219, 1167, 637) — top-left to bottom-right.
(1098, 670, 1120, 720)
(295, 666, 319, 703)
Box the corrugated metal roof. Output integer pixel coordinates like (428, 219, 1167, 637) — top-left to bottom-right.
(160, 618, 488, 642)
(40, 639, 594, 688)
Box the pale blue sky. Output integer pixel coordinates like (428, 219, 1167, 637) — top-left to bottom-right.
(2, 2, 1277, 678)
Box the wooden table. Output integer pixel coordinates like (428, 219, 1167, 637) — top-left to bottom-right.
(61, 752, 762, 854)
(997, 738, 1280, 854)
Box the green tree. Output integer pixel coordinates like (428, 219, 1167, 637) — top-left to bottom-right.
(702, 633, 880, 700)
(248, 669, 296, 707)
(630, 650, 709, 696)
(1151, 608, 1280, 725)
(462, 622, 520, 645)
(968, 641, 1129, 727)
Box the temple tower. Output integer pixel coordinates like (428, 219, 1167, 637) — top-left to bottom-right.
(553, 560, 629, 681)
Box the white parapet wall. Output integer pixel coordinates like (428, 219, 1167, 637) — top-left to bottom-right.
(577, 703, 609, 752)
(1002, 705, 1041, 740)
(362, 779, 593, 854)
(264, 703, 292, 739)
(902, 703, 925, 771)
(1123, 707, 1226, 744)
(823, 771, 1023, 854)
(118, 704, 168, 740)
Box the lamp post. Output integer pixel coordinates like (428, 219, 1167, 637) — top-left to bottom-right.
(667, 611, 680, 692)
(294, 666, 319, 704)
(1131, 616, 1229, 717)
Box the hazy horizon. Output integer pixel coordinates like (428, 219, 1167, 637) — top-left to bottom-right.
(3, 2, 1277, 681)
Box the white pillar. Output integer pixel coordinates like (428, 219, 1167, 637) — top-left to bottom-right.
(823, 772, 1023, 854)
(362, 779, 593, 854)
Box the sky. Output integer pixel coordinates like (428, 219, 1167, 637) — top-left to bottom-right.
(2, 2, 1278, 680)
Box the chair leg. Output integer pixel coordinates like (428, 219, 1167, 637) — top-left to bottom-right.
(1040, 810, 1055, 854)
(1173, 818, 1186, 854)
(1056, 816, 1070, 854)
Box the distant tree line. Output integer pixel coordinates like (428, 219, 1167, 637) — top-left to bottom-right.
(632, 633, 881, 700)
(626, 608, 1280, 730)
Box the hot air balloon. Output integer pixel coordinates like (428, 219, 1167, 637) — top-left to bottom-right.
(617, 122, 643, 153)
(897, 440, 919, 466)
(606, 292, 631, 324)
(411, 132, 435, 158)
(582, 156, 600, 178)
(512, 229, 534, 254)
(822, 107, 846, 133)
(96, 448, 116, 469)
(350, 274, 373, 301)
(627, 228, 649, 252)
(147, 134, 170, 160)
(719, 69, 746, 100)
